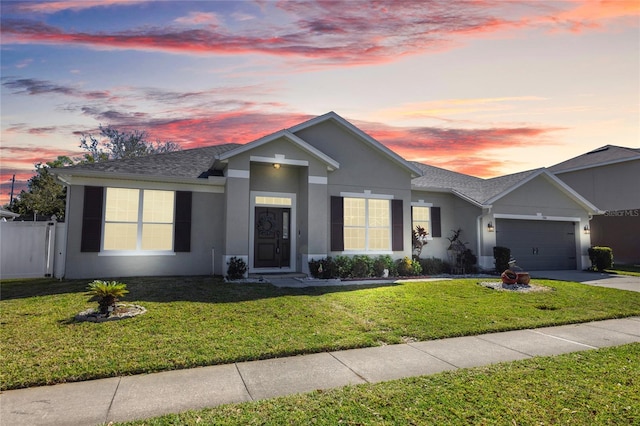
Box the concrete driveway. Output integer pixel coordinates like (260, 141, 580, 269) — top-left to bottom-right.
(532, 270, 640, 292)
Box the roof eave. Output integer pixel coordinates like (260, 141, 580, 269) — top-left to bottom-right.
(52, 169, 226, 187)
(216, 129, 340, 171)
(411, 185, 484, 207)
(551, 156, 640, 174)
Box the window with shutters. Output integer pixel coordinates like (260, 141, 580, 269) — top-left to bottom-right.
(343, 197, 390, 251)
(103, 188, 175, 252)
(411, 204, 440, 239)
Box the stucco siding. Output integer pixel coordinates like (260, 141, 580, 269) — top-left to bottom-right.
(555, 160, 640, 211)
(295, 121, 412, 188)
(493, 176, 587, 217)
(64, 187, 223, 278)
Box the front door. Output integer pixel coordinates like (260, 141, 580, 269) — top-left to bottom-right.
(254, 207, 291, 268)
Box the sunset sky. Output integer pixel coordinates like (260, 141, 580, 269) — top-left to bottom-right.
(1, 0, 638, 205)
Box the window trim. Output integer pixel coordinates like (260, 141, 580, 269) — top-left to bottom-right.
(342, 195, 392, 252)
(101, 187, 175, 255)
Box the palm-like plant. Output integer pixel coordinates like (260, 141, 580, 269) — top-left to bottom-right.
(86, 280, 129, 315)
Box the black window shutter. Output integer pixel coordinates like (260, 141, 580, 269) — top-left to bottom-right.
(174, 191, 192, 252)
(81, 186, 104, 252)
(391, 199, 403, 251)
(431, 207, 441, 238)
(330, 196, 344, 251)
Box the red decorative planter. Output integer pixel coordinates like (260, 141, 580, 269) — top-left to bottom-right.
(501, 270, 518, 285)
(517, 272, 531, 285)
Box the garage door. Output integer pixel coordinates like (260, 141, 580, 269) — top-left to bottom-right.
(496, 219, 577, 270)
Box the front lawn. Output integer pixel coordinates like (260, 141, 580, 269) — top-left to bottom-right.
(1, 276, 639, 390)
(606, 264, 640, 277)
(119, 343, 640, 425)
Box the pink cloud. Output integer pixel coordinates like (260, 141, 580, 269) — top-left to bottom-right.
(3, 1, 636, 67)
(0, 2, 518, 65)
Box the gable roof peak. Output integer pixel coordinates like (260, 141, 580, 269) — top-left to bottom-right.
(288, 111, 423, 178)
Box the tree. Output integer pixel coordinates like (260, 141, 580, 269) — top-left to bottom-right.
(9, 156, 74, 221)
(79, 125, 180, 163)
(7, 127, 179, 220)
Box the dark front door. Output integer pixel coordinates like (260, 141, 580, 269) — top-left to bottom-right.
(254, 207, 291, 268)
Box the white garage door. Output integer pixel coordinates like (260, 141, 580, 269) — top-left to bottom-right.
(496, 219, 577, 270)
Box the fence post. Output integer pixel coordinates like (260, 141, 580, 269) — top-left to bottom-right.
(44, 217, 57, 277)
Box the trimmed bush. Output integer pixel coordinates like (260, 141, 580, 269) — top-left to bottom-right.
(308, 257, 338, 279)
(352, 255, 374, 278)
(373, 255, 397, 277)
(458, 249, 478, 273)
(334, 255, 354, 279)
(397, 256, 422, 276)
(226, 257, 247, 280)
(419, 257, 447, 275)
(588, 246, 614, 272)
(493, 246, 511, 273)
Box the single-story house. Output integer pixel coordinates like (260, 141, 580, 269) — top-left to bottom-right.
(53, 112, 599, 278)
(549, 145, 640, 265)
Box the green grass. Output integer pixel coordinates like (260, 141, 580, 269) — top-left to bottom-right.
(118, 343, 640, 426)
(606, 264, 640, 277)
(2, 276, 640, 391)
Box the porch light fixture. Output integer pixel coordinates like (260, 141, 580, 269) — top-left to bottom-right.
(487, 222, 495, 232)
(272, 163, 281, 169)
(583, 225, 590, 234)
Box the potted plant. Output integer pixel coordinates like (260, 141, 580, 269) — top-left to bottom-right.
(501, 269, 518, 285)
(86, 280, 129, 316)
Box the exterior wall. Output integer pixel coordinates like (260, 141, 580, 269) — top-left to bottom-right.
(555, 160, 640, 210)
(411, 191, 483, 267)
(293, 121, 416, 260)
(294, 121, 413, 188)
(222, 138, 334, 275)
(485, 176, 592, 270)
(64, 185, 225, 278)
(555, 160, 640, 265)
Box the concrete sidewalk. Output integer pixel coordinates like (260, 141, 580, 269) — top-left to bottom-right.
(2, 317, 639, 426)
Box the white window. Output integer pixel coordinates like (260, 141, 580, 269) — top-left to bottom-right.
(104, 188, 175, 251)
(412, 206, 431, 235)
(344, 197, 390, 251)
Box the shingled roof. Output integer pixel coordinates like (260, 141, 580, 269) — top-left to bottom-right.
(549, 145, 640, 173)
(411, 162, 542, 205)
(57, 143, 240, 179)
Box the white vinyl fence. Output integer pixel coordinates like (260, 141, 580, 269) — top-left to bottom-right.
(0, 221, 66, 279)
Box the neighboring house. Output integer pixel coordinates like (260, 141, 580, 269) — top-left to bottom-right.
(53, 112, 599, 279)
(550, 145, 640, 265)
(0, 209, 20, 221)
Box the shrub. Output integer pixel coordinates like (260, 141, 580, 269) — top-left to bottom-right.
(493, 246, 511, 273)
(458, 248, 478, 273)
(308, 257, 338, 279)
(419, 257, 447, 275)
(226, 257, 247, 280)
(352, 255, 373, 278)
(588, 246, 614, 272)
(373, 255, 397, 277)
(397, 256, 422, 276)
(308, 259, 322, 278)
(86, 280, 129, 315)
(334, 255, 354, 279)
